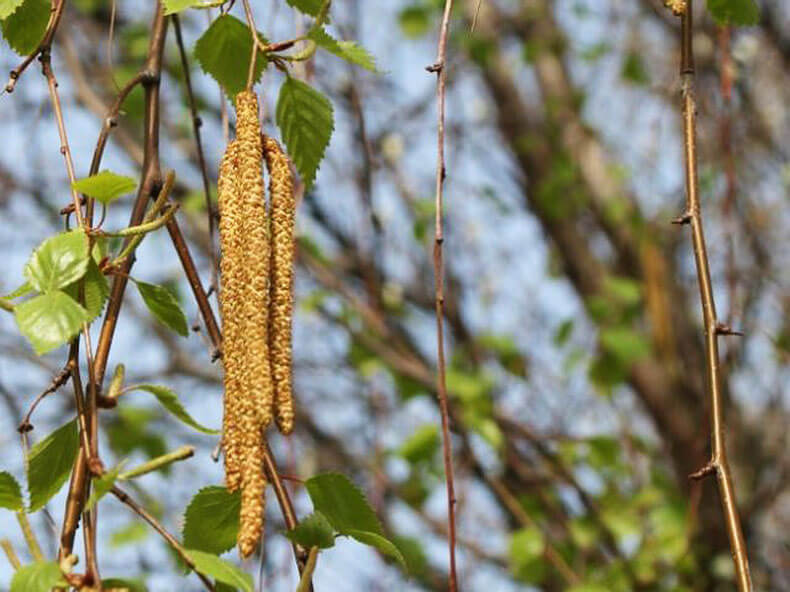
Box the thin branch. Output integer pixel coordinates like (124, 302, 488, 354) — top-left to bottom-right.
(110, 486, 216, 591)
(17, 361, 73, 434)
(15, 511, 43, 562)
(427, 1, 459, 590)
(295, 547, 318, 592)
(676, 4, 752, 590)
(0, 539, 20, 570)
(172, 14, 220, 294)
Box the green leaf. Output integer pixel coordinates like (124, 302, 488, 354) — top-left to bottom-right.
(305, 472, 383, 536)
(134, 280, 189, 337)
(285, 511, 335, 549)
(599, 326, 651, 366)
(27, 419, 79, 511)
(0, 472, 24, 511)
(307, 27, 377, 72)
(285, 0, 323, 16)
(398, 425, 439, 464)
(1, 0, 49, 55)
(2, 282, 33, 301)
(110, 522, 149, 548)
(86, 463, 125, 511)
(162, 0, 212, 14)
(621, 52, 649, 86)
(185, 550, 253, 592)
(346, 530, 406, 568)
(183, 486, 241, 555)
(72, 170, 137, 205)
(63, 259, 110, 321)
(509, 526, 546, 584)
(128, 384, 219, 434)
(275, 77, 334, 189)
(14, 291, 90, 355)
(24, 229, 89, 293)
(0, 0, 23, 19)
(398, 5, 432, 38)
(10, 561, 65, 592)
(193, 15, 266, 98)
(706, 0, 759, 25)
(102, 577, 149, 592)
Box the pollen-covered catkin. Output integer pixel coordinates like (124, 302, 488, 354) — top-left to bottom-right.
(237, 441, 266, 558)
(217, 140, 244, 493)
(264, 136, 296, 435)
(664, 0, 686, 15)
(235, 90, 274, 429)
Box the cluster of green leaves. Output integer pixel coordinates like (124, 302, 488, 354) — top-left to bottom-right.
(179, 473, 407, 591)
(0, 0, 49, 55)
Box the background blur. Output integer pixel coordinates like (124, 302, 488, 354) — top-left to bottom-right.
(0, 0, 788, 590)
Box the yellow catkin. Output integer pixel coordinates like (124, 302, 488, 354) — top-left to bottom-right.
(237, 443, 266, 558)
(217, 140, 244, 492)
(664, 0, 686, 15)
(235, 90, 274, 429)
(264, 136, 296, 435)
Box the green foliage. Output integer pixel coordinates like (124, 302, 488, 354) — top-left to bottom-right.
(194, 15, 266, 98)
(185, 550, 254, 592)
(163, 0, 209, 14)
(64, 259, 110, 322)
(706, 0, 759, 25)
(0, 0, 23, 19)
(275, 77, 334, 189)
(307, 27, 378, 72)
(304, 473, 405, 567)
(102, 578, 148, 592)
(134, 280, 189, 337)
(285, 511, 336, 549)
(10, 561, 65, 592)
(286, 0, 324, 16)
(0, 471, 23, 510)
(72, 171, 137, 205)
(390, 535, 429, 577)
(15, 292, 89, 355)
(86, 464, 125, 511)
(126, 384, 219, 434)
(398, 425, 440, 464)
(398, 4, 433, 38)
(183, 486, 241, 555)
(27, 419, 79, 511)
(621, 52, 650, 86)
(1, 0, 48, 55)
(509, 526, 546, 584)
(110, 521, 149, 548)
(107, 406, 167, 461)
(24, 229, 89, 293)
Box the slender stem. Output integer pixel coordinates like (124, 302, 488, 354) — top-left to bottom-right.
(678, 5, 752, 590)
(172, 14, 220, 294)
(101, 203, 178, 238)
(295, 547, 319, 592)
(428, 2, 459, 590)
(110, 486, 216, 591)
(0, 539, 20, 570)
(118, 446, 194, 480)
(15, 511, 43, 562)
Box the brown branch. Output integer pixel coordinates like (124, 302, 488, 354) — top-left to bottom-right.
(428, 2, 459, 590)
(17, 360, 73, 434)
(110, 486, 216, 591)
(676, 4, 752, 590)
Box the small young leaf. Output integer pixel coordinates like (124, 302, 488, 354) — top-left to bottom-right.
(185, 550, 254, 592)
(0, 0, 24, 19)
(134, 280, 189, 337)
(2, 282, 33, 301)
(1, 0, 49, 55)
(128, 384, 219, 434)
(110, 522, 149, 548)
(162, 0, 209, 14)
(63, 259, 110, 322)
(10, 561, 65, 592)
(305, 472, 384, 536)
(706, 0, 759, 26)
(307, 27, 377, 72)
(183, 486, 241, 555)
(27, 419, 79, 511)
(0, 472, 24, 511)
(24, 229, 90, 293)
(72, 170, 137, 205)
(285, 0, 324, 16)
(14, 291, 90, 355)
(276, 77, 334, 189)
(85, 463, 125, 511)
(285, 511, 336, 549)
(194, 15, 267, 98)
(346, 530, 406, 568)
(398, 425, 440, 464)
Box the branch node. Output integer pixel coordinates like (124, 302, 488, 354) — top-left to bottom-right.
(426, 62, 443, 73)
(715, 322, 743, 337)
(671, 212, 692, 225)
(689, 460, 717, 481)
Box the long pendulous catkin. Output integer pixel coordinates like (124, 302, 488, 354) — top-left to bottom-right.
(264, 136, 296, 435)
(235, 90, 274, 430)
(238, 441, 266, 558)
(217, 140, 244, 493)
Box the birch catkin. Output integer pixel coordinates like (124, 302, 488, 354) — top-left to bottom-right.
(664, 0, 686, 15)
(264, 136, 296, 435)
(217, 140, 244, 493)
(235, 90, 274, 430)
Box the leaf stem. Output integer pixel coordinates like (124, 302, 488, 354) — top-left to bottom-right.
(117, 446, 195, 480)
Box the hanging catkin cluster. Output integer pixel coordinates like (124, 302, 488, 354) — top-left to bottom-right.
(217, 90, 297, 558)
(663, 0, 687, 15)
